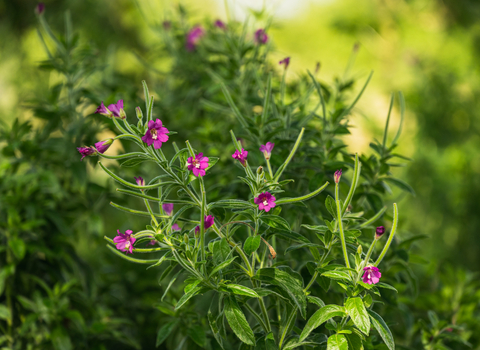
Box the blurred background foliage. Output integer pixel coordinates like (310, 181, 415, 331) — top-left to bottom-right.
(1, 0, 479, 349)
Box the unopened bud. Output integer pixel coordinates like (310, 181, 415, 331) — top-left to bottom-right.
(184, 233, 189, 244)
(334, 169, 342, 184)
(257, 166, 263, 175)
(135, 106, 143, 120)
(35, 3, 45, 15)
(357, 245, 362, 255)
(375, 226, 385, 240)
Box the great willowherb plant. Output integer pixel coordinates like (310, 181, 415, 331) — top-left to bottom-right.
(81, 77, 406, 349)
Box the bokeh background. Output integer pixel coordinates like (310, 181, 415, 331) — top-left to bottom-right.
(1, 0, 480, 348)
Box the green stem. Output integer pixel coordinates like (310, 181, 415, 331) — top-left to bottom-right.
(243, 302, 269, 333)
(279, 308, 297, 349)
(355, 237, 377, 284)
(359, 206, 387, 228)
(342, 153, 360, 215)
(266, 158, 274, 180)
(336, 199, 351, 270)
(199, 178, 206, 266)
(375, 203, 398, 266)
(143, 199, 159, 227)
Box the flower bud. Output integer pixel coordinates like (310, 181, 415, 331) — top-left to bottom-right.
(135, 106, 143, 120)
(334, 169, 342, 184)
(257, 166, 263, 175)
(94, 139, 113, 154)
(375, 226, 385, 240)
(357, 245, 362, 255)
(134, 176, 145, 187)
(35, 3, 45, 15)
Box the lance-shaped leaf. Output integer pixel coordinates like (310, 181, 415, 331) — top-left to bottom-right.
(327, 334, 348, 350)
(225, 284, 259, 298)
(368, 310, 395, 350)
(99, 162, 164, 190)
(224, 296, 255, 346)
(299, 305, 346, 341)
(106, 245, 158, 264)
(345, 297, 370, 335)
(208, 199, 255, 210)
(255, 268, 307, 318)
(156, 320, 178, 347)
(261, 215, 291, 231)
(209, 257, 237, 277)
(244, 235, 261, 255)
(175, 284, 205, 310)
(284, 333, 328, 350)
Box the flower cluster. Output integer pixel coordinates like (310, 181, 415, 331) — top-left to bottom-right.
(186, 26, 205, 51)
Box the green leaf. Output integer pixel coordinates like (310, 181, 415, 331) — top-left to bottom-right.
(299, 305, 346, 341)
(187, 324, 207, 348)
(261, 215, 291, 231)
(284, 333, 328, 350)
(209, 257, 237, 277)
(325, 196, 337, 218)
(275, 181, 329, 204)
(307, 296, 325, 308)
(9, 238, 26, 260)
(321, 269, 352, 282)
(213, 238, 231, 264)
(156, 320, 177, 347)
(382, 176, 415, 196)
(0, 304, 11, 322)
(255, 268, 307, 318)
(206, 157, 219, 171)
(327, 334, 348, 350)
(120, 157, 151, 167)
(209, 199, 254, 209)
(224, 296, 255, 346)
(268, 229, 310, 244)
(368, 309, 395, 350)
(244, 235, 261, 255)
(175, 284, 203, 310)
(226, 284, 259, 298)
(51, 327, 72, 350)
(376, 282, 398, 293)
(345, 297, 370, 335)
(346, 333, 364, 349)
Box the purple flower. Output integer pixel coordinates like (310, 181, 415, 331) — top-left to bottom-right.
(186, 26, 205, 51)
(141, 119, 169, 149)
(134, 176, 145, 186)
(259, 142, 274, 160)
(375, 226, 386, 240)
(187, 153, 209, 177)
(279, 57, 290, 69)
(214, 20, 226, 29)
(147, 240, 156, 246)
(362, 266, 381, 285)
(254, 192, 276, 212)
(194, 215, 215, 235)
(254, 29, 268, 45)
(163, 203, 174, 216)
(113, 229, 136, 254)
(232, 148, 248, 167)
(77, 146, 97, 160)
(94, 139, 113, 154)
(35, 3, 45, 15)
(172, 223, 181, 231)
(334, 169, 342, 184)
(108, 100, 125, 118)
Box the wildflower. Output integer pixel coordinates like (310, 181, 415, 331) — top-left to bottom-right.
(134, 176, 145, 186)
(187, 153, 209, 177)
(375, 226, 386, 240)
(163, 203, 174, 216)
(232, 148, 248, 167)
(214, 20, 226, 29)
(172, 223, 181, 231)
(95, 102, 111, 117)
(254, 29, 268, 44)
(94, 139, 113, 154)
(35, 3, 45, 15)
(77, 146, 97, 160)
(334, 169, 342, 184)
(95, 100, 125, 118)
(254, 192, 276, 212)
(186, 26, 205, 51)
(362, 266, 381, 285)
(279, 57, 290, 69)
(113, 229, 136, 254)
(259, 142, 275, 160)
(141, 119, 169, 149)
(194, 215, 215, 236)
